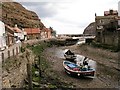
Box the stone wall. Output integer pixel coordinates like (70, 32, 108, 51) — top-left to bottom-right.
(0, 43, 22, 62)
(0, 43, 22, 89)
(2, 49, 35, 88)
(102, 30, 119, 46)
(96, 30, 119, 47)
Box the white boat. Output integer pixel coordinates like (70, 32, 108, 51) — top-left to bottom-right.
(63, 49, 76, 60)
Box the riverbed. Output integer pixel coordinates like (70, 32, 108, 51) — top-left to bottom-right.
(42, 44, 119, 88)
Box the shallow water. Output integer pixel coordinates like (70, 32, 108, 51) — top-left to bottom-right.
(55, 49, 65, 59)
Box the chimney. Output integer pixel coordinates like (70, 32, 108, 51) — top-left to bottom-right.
(109, 9, 113, 15)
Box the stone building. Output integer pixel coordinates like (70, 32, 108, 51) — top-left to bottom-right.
(41, 27, 52, 39)
(104, 10, 118, 16)
(95, 10, 119, 47)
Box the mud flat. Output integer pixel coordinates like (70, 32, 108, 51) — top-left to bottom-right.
(42, 44, 119, 88)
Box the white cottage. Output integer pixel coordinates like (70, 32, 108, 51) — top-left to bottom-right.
(13, 24, 27, 43)
(0, 21, 7, 50)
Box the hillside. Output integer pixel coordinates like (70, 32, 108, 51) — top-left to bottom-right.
(1, 2, 45, 29)
(83, 22, 96, 35)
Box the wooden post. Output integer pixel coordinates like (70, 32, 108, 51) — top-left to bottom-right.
(8, 50, 10, 58)
(38, 56, 41, 86)
(2, 53, 4, 62)
(16, 47, 18, 55)
(26, 50, 32, 90)
(27, 63, 32, 90)
(13, 49, 14, 56)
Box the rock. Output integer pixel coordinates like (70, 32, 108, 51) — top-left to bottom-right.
(2, 77, 11, 88)
(35, 71, 39, 76)
(32, 81, 39, 86)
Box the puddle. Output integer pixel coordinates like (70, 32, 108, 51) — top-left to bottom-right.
(55, 49, 65, 59)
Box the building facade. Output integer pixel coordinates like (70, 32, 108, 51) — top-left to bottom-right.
(118, 1, 120, 25)
(95, 10, 119, 47)
(41, 27, 52, 39)
(24, 28, 41, 39)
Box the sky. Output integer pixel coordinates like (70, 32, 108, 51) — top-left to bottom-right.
(13, 0, 119, 34)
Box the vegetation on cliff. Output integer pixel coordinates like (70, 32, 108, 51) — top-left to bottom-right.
(1, 2, 45, 29)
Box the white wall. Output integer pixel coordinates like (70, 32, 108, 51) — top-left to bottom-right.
(0, 21, 5, 36)
(14, 33, 24, 40)
(0, 21, 6, 50)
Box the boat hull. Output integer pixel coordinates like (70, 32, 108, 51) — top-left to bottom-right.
(64, 68, 95, 77)
(63, 61, 95, 77)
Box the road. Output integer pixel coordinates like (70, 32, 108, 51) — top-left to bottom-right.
(42, 45, 119, 88)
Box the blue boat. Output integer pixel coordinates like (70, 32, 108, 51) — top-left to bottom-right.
(63, 61, 95, 77)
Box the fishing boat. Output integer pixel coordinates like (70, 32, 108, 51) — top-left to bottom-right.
(63, 61, 95, 77)
(64, 49, 76, 60)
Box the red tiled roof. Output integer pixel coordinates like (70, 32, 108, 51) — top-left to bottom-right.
(104, 10, 118, 16)
(24, 28, 41, 34)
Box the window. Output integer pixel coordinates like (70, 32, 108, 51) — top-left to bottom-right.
(97, 32, 101, 35)
(97, 26, 103, 29)
(99, 20, 102, 23)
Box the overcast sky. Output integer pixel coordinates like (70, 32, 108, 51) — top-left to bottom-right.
(14, 0, 119, 34)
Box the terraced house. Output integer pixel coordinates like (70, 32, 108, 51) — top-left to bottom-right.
(24, 28, 41, 39)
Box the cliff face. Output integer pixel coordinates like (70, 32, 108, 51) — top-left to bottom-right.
(1, 2, 45, 29)
(83, 22, 96, 35)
